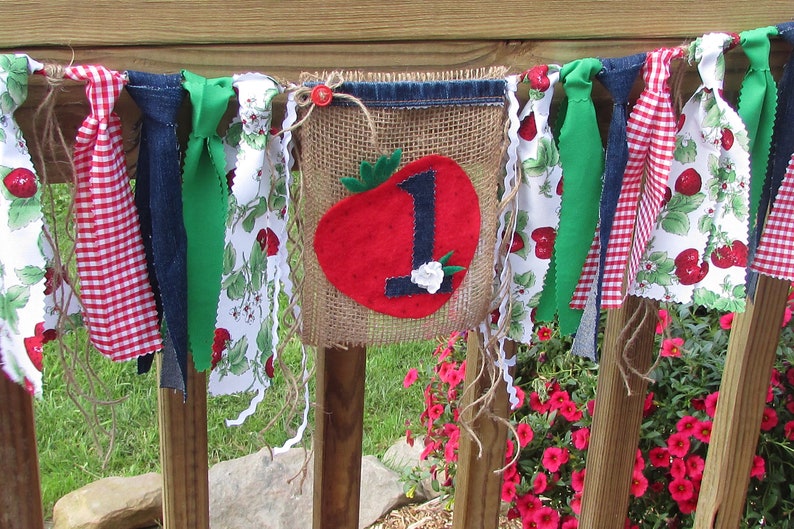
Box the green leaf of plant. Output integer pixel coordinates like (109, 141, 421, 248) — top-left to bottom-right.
(15, 265, 45, 286)
(0, 293, 18, 332)
(340, 177, 368, 194)
(674, 136, 697, 164)
(660, 211, 690, 235)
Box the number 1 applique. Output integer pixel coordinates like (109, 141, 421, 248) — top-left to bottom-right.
(313, 151, 480, 319)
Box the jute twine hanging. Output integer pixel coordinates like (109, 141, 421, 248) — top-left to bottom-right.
(292, 69, 509, 347)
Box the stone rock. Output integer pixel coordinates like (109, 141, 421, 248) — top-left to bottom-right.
(52, 472, 161, 529)
(209, 447, 411, 529)
(382, 437, 440, 501)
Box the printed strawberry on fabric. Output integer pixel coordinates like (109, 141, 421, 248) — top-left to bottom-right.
(630, 33, 751, 313)
(500, 65, 562, 344)
(209, 73, 290, 427)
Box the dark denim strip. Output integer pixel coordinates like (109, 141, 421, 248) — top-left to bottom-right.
(307, 79, 506, 108)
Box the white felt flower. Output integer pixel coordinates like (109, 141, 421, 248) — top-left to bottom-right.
(410, 261, 444, 294)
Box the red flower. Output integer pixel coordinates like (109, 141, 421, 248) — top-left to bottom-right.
(529, 392, 550, 414)
(427, 404, 444, 421)
(668, 478, 695, 502)
(750, 455, 765, 479)
(649, 447, 670, 468)
(532, 506, 560, 529)
(570, 492, 582, 515)
(686, 454, 705, 481)
(719, 312, 734, 330)
(676, 415, 698, 434)
(760, 407, 778, 431)
(533, 472, 548, 494)
(660, 337, 684, 357)
(501, 479, 517, 502)
(787, 367, 794, 387)
(559, 400, 583, 422)
(667, 432, 691, 458)
(561, 516, 579, 529)
(512, 386, 526, 410)
(516, 493, 541, 518)
(693, 420, 712, 443)
(548, 390, 572, 411)
(643, 391, 656, 417)
(505, 439, 515, 460)
(705, 391, 720, 418)
(571, 468, 586, 492)
(784, 420, 794, 441)
(656, 309, 671, 334)
(517, 423, 534, 448)
(630, 469, 648, 497)
(403, 368, 419, 388)
(670, 458, 687, 479)
(444, 438, 458, 463)
(537, 326, 553, 341)
(541, 446, 570, 473)
(572, 427, 590, 450)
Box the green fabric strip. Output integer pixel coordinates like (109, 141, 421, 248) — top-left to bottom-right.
(738, 26, 779, 231)
(181, 70, 234, 371)
(552, 58, 604, 335)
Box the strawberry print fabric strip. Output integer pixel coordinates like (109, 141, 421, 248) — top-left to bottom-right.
(536, 58, 604, 335)
(0, 54, 48, 394)
(62, 65, 162, 361)
(629, 33, 751, 312)
(209, 73, 288, 426)
(752, 153, 794, 279)
(181, 70, 235, 372)
(501, 65, 562, 344)
(598, 48, 683, 309)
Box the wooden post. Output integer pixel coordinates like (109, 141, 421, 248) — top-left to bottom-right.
(579, 295, 657, 528)
(693, 275, 790, 529)
(313, 345, 367, 529)
(158, 359, 210, 529)
(451, 333, 513, 529)
(0, 373, 45, 529)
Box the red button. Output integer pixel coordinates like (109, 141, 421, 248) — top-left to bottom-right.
(311, 84, 334, 107)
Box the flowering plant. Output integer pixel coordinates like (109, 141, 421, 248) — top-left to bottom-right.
(403, 296, 794, 528)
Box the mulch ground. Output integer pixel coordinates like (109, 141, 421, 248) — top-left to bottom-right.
(370, 498, 523, 529)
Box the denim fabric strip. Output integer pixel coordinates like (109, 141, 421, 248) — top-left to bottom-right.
(307, 79, 506, 108)
(571, 53, 645, 361)
(126, 71, 188, 395)
(748, 22, 794, 298)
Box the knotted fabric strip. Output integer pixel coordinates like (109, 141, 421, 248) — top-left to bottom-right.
(126, 71, 188, 393)
(209, 73, 287, 426)
(599, 47, 684, 309)
(570, 53, 646, 361)
(0, 54, 47, 394)
(540, 58, 604, 335)
(752, 153, 794, 279)
(63, 65, 162, 361)
(629, 33, 751, 313)
(181, 70, 234, 371)
(737, 26, 779, 231)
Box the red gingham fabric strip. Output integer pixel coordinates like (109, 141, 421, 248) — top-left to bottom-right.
(599, 47, 684, 308)
(570, 231, 599, 308)
(751, 152, 794, 280)
(64, 65, 162, 361)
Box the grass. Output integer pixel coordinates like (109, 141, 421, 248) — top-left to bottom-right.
(34, 328, 430, 518)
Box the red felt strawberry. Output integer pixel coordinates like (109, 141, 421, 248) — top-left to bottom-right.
(522, 65, 551, 92)
(3, 167, 37, 198)
(518, 113, 538, 141)
(314, 150, 480, 319)
(674, 168, 702, 196)
(720, 128, 734, 151)
(256, 227, 279, 257)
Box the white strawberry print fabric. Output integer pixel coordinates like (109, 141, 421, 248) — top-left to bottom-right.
(209, 73, 290, 426)
(752, 152, 794, 279)
(630, 33, 751, 312)
(0, 55, 48, 395)
(503, 65, 563, 344)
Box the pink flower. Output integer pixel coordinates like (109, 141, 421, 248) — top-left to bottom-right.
(668, 478, 695, 502)
(693, 420, 712, 443)
(505, 439, 515, 460)
(630, 469, 648, 497)
(648, 447, 670, 468)
(570, 492, 582, 514)
(760, 407, 778, 431)
(406, 429, 414, 447)
(571, 468, 586, 492)
(750, 455, 765, 479)
(533, 472, 548, 494)
(517, 423, 534, 448)
(512, 386, 526, 410)
(559, 400, 584, 422)
(586, 399, 596, 417)
(783, 306, 792, 327)
(667, 432, 691, 458)
(686, 454, 705, 481)
(532, 506, 560, 529)
(427, 404, 444, 421)
(656, 309, 671, 334)
(537, 326, 553, 341)
(561, 516, 579, 529)
(784, 420, 794, 441)
(572, 427, 590, 450)
(516, 493, 541, 519)
(705, 391, 720, 418)
(643, 391, 656, 417)
(444, 438, 458, 463)
(501, 479, 517, 502)
(541, 446, 570, 473)
(670, 457, 687, 479)
(530, 392, 550, 414)
(403, 368, 419, 388)
(660, 337, 684, 358)
(676, 415, 698, 434)
(548, 390, 572, 411)
(634, 449, 645, 471)
(420, 439, 438, 460)
(719, 312, 734, 330)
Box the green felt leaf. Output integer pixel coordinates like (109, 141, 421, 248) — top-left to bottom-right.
(660, 210, 690, 235)
(384, 149, 402, 178)
(438, 250, 454, 266)
(442, 265, 466, 276)
(674, 136, 697, 164)
(359, 160, 376, 188)
(373, 154, 389, 186)
(15, 265, 45, 286)
(340, 177, 368, 194)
